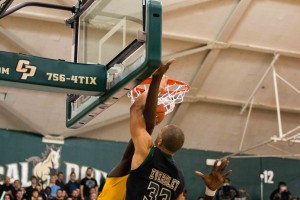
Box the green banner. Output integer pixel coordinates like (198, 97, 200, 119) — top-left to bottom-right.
(0, 51, 107, 95)
(1, 129, 300, 199)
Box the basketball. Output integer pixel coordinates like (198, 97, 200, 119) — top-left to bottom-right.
(156, 104, 165, 124)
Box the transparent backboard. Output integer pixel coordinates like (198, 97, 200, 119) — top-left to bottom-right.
(77, 0, 143, 66)
(66, 0, 162, 128)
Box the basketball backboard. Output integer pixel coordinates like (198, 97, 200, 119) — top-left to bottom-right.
(66, 0, 162, 128)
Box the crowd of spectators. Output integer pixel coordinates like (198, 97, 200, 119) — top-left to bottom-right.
(0, 168, 101, 200)
(1, 171, 299, 200)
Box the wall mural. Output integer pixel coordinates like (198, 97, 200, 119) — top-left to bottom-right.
(1, 129, 300, 199)
(27, 146, 62, 183)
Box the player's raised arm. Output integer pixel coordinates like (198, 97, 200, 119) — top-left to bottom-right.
(195, 159, 232, 200)
(143, 58, 174, 133)
(108, 59, 175, 176)
(130, 59, 175, 170)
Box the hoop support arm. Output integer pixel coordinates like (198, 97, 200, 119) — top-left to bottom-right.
(0, 2, 75, 19)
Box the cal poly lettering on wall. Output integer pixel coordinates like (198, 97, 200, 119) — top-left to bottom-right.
(0, 162, 30, 186)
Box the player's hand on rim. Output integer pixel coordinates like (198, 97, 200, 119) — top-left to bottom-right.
(153, 58, 175, 76)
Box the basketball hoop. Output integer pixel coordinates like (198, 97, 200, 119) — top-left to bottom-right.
(128, 77, 190, 115)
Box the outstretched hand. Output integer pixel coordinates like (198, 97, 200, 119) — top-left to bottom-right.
(153, 58, 175, 76)
(195, 159, 232, 191)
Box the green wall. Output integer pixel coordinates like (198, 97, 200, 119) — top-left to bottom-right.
(0, 129, 300, 199)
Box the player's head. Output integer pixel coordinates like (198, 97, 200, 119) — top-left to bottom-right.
(155, 124, 185, 154)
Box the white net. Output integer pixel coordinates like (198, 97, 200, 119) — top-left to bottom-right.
(128, 78, 190, 115)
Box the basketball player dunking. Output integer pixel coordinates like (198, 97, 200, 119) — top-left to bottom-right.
(98, 59, 231, 200)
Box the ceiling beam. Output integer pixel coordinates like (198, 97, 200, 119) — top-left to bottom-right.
(163, 32, 300, 59)
(64, 92, 300, 138)
(184, 95, 300, 114)
(162, 42, 231, 61)
(266, 144, 292, 155)
(11, 10, 65, 23)
(163, 0, 213, 12)
(170, 0, 253, 125)
(0, 99, 48, 136)
(6, 5, 300, 59)
(0, 25, 41, 56)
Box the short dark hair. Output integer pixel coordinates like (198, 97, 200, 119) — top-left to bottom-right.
(32, 189, 39, 193)
(31, 175, 37, 180)
(58, 172, 64, 176)
(278, 181, 287, 189)
(16, 189, 22, 194)
(56, 189, 62, 194)
(161, 124, 185, 153)
(87, 167, 93, 171)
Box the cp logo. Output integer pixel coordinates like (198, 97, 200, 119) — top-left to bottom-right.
(16, 60, 37, 80)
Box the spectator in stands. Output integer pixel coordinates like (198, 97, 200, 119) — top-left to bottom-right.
(13, 179, 26, 200)
(31, 189, 39, 200)
(1, 176, 14, 197)
(88, 187, 96, 198)
(80, 168, 98, 200)
(42, 186, 53, 200)
(62, 190, 68, 200)
(270, 182, 292, 200)
(36, 184, 43, 197)
(56, 173, 64, 190)
(55, 189, 64, 200)
(48, 176, 60, 197)
(26, 176, 38, 200)
(37, 196, 43, 200)
(64, 172, 79, 197)
(235, 188, 250, 200)
(70, 189, 80, 200)
(215, 178, 239, 200)
(15, 189, 24, 200)
(12, 180, 22, 198)
(88, 192, 96, 200)
(4, 194, 12, 200)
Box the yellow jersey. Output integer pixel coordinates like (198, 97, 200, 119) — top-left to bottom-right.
(97, 175, 128, 200)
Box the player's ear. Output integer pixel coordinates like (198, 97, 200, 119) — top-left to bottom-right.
(156, 133, 163, 146)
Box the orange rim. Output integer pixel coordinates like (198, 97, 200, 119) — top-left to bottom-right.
(132, 77, 190, 95)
